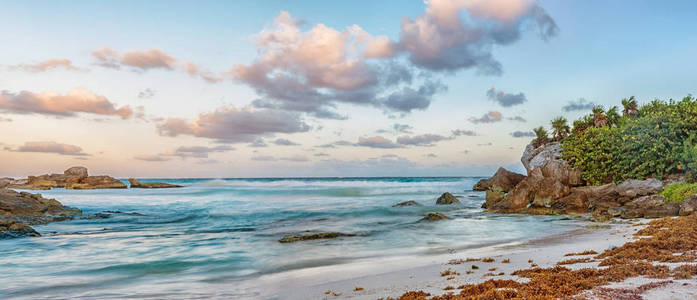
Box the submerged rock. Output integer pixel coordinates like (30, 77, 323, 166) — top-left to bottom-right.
(420, 212, 450, 221)
(128, 178, 183, 189)
(436, 192, 460, 205)
(393, 200, 422, 207)
(279, 232, 355, 243)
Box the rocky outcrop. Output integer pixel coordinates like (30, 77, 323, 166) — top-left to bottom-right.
(436, 192, 460, 205)
(473, 167, 525, 192)
(279, 232, 355, 243)
(0, 188, 82, 238)
(128, 178, 182, 189)
(420, 212, 450, 221)
(7, 166, 126, 190)
(66, 175, 126, 189)
(487, 159, 583, 213)
(393, 200, 422, 207)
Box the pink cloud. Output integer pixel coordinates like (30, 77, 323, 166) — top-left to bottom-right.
(0, 88, 133, 118)
(15, 141, 88, 156)
(8, 58, 84, 72)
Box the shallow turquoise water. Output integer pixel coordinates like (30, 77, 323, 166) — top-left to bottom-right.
(0, 177, 577, 299)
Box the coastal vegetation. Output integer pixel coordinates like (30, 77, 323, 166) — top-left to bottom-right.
(534, 96, 697, 185)
(661, 182, 697, 203)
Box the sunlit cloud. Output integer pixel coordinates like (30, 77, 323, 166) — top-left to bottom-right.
(0, 88, 133, 118)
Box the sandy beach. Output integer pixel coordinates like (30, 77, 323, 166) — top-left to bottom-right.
(266, 219, 697, 300)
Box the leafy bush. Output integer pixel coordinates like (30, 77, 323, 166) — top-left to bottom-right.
(661, 183, 697, 203)
(561, 96, 697, 185)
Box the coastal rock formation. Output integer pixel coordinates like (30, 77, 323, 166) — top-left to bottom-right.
(486, 159, 583, 213)
(0, 188, 82, 238)
(0, 177, 14, 188)
(473, 167, 525, 192)
(278, 232, 355, 243)
(7, 166, 126, 190)
(128, 178, 182, 189)
(420, 212, 450, 221)
(436, 192, 460, 205)
(393, 200, 421, 207)
(0, 189, 82, 223)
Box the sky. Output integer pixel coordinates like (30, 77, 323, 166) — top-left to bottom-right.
(1, 0, 696, 178)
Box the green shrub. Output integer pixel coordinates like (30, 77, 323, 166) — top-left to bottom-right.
(561, 96, 697, 185)
(661, 183, 697, 203)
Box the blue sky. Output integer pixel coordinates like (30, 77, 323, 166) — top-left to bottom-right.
(1, 0, 696, 178)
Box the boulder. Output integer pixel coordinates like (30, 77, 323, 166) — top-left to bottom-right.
(486, 168, 526, 192)
(0, 219, 40, 239)
(522, 142, 563, 174)
(67, 176, 126, 189)
(615, 179, 664, 198)
(128, 178, 182, 189)
(393, 200, 422, 207)
(279, 232, 355, 243)
(0, 188, 82, 225)
(64, 166, 88, 178)
(436, 192, 460, 205)
(679, 195, 697, 216)
(420, 212, 450, 221)
(624, 194, 666, 210)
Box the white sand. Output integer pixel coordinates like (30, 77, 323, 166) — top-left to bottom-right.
(253, 220, 655, 299)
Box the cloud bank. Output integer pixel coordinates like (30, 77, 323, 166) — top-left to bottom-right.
(0, 88, 133, 118)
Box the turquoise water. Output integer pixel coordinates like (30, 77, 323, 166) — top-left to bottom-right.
(0, 177, 577, 299)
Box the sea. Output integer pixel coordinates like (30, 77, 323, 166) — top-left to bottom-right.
(0, 177, 581, 299)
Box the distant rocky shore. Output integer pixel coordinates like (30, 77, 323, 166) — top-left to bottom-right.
(1, 166, 184, 239)
(475, 142, 697, 220)
(1, 166, 183, 190)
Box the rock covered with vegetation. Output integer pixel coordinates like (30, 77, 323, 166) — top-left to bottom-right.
(480, 96, 697, 218)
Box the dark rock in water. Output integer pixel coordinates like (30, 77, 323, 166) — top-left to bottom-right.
(473, 168, 526, 192)
(104, 210, 145, 216)
(393, 200, 421, 207)
(0, 219, 40, 239)
(82, 213, 112, 220)
(279, 232, 355, 243)
(679, 195, 697, 216)
(436, 192, 460, 205)
(420, 212, 450, 221)
(128, 178, 183, 189)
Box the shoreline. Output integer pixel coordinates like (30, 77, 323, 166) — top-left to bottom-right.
(261, 220, 632, 299)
